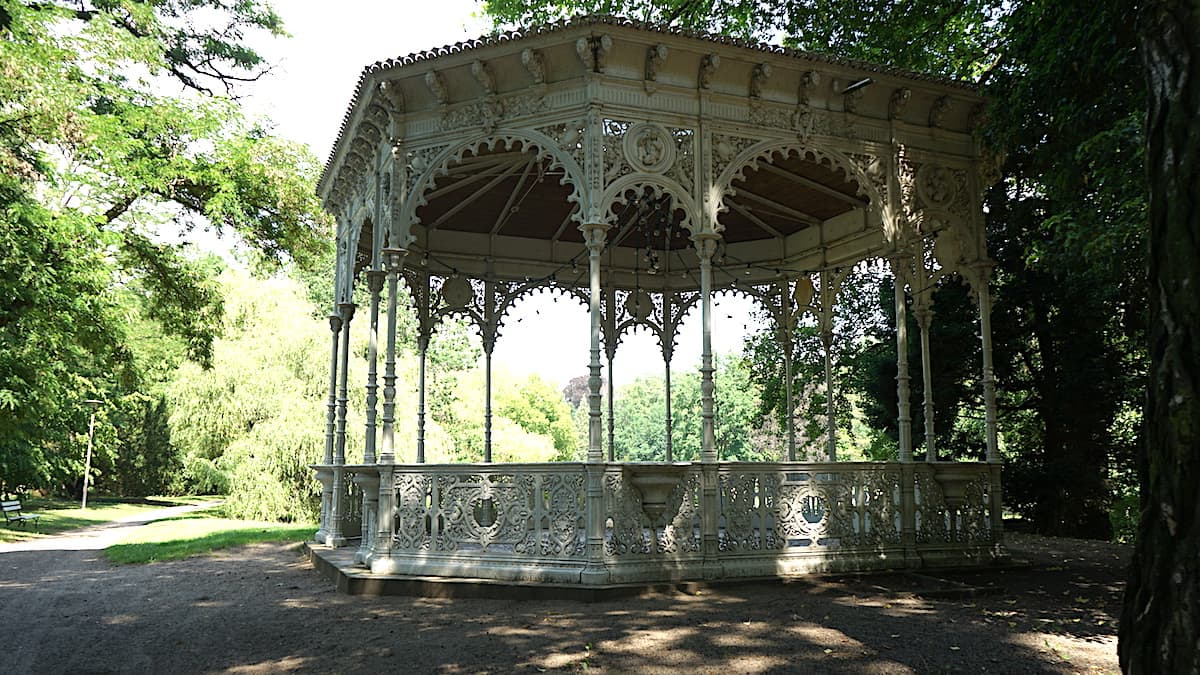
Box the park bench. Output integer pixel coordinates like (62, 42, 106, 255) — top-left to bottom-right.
(2, 500, 39, 530)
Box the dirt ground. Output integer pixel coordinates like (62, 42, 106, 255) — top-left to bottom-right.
(0, 513, 1128, 674)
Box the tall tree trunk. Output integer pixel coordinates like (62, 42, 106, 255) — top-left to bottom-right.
(1120, 1, 1200, 672)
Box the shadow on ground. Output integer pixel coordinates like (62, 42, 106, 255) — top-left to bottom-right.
(0, 532, 1125, 673)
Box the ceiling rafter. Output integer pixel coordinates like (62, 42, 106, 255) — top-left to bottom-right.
(444, 154, 526, 176)
(490, 159, 537, 235)
(428, 159, 530, 230)
(427, 158, 527, 200)
(755, 163, 869, 209)
(550, 206, 580, 242)
(731, 189, 823, 227)
(726, 200, 785, 239)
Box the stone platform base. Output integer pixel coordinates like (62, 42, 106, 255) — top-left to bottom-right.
(304, 543, 1013, 603)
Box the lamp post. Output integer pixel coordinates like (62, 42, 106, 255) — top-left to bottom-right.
(81, 399, 102, 509)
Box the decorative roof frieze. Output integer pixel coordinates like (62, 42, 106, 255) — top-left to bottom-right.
(324, 15, 979, 194)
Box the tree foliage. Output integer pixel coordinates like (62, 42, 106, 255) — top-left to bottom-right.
(611, 355, 769, 462)
(0, 0, 330, 497)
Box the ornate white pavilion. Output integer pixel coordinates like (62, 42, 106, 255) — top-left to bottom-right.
(312, 16, 1005, 586)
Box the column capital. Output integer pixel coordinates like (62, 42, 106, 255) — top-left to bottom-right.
(337, 302, 357, 322)
(365, 269, 387, 293)
(328, 313, 343, 333)
(382, 247, 408, 270)
(691, 232, 721, 259)
(580, 222, 610, 249)
(961, 258, 995, 295)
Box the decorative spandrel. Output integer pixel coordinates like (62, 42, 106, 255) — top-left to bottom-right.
(710, 133, 759, 184)
(602, 119, 632, 185)
(405, 145, 449, 196)
(665, 127, 696, 190)
(608, 288, 700, 360)
(535, 120, 587, 173)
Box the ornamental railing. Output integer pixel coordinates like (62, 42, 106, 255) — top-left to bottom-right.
(317, 460, 1003, 584)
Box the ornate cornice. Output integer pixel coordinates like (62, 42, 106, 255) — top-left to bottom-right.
(319, 14, 981, 194)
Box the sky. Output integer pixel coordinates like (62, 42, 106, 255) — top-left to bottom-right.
(237, 1, 764, 389)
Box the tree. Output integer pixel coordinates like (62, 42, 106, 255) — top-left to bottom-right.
(167, 270, 344, 520)
(498, 374, 578, 459)
(611, 356, 767, 461)
(0, 0, 329, 495)
(1119, 1, 1200, 671)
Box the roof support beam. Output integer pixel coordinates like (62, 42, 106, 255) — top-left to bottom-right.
(732, 189, 823, 228)
(727, 200, 786, 239)
(426, 157, 527, 200)
(756, 163, 870, 209)
(551, 207, 579, 242)
(428, 159, 529, 230)
(490, 159, 537, 235)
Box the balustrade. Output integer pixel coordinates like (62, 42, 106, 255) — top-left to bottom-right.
(318, 460, 1003, 584)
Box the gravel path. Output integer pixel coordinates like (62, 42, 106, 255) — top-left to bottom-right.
(0, 520, 1127, 674)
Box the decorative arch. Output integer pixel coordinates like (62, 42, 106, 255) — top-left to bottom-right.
(600, 174, 700, 233)
(714, 140, 889, 236)
(400, 129, 587, 233)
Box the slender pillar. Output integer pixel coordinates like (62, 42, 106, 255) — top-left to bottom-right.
(584, 225, 607, 463)
(324, 314, 344, 464)
(664, 357, 673, 462)
(606, 351, 616, 462)
(696, 236, 719, 463)
(889, 260, 919, 565)
(604, 283, 617, 462)
(695, 234, 721, 580)
(580, 222, 610, 586)
(484, 345, 495, 462)
(822, 334, 837, 462)
(914, 301, 936, 462)
(380, 249, 405, 464)
(329, 301, 355, 547)
(363, 271, 386, 464)
(416, 336, 428, 463)
(334, 303, 356, 465)
(819, 272, 842, 462)
(780, 282, 797, 461)
(892, 266, 914, 462)
(662, 292, 674, 461)
(975, 265, 1000, 462)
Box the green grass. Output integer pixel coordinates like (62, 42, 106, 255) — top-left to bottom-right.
(104, 515, 315, 564)
(0, 499, 173, 543)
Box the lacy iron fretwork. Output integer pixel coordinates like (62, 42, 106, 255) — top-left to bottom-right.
(392, 468, 586, 557)
(912, 466, 993, 544)
(719, 467, 902, 551)
(914, 467, 948, 543)
(958, 471, 994, 543)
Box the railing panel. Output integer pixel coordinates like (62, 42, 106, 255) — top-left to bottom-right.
(392, 464, 586, 560)
(320, 460, 1004, 584)
(718, 464, 903, 554)
(338, 469, 362, 541)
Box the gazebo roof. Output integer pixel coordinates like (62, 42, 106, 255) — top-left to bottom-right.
(321, 15, 987, 294)
(321, 15, 978, 188)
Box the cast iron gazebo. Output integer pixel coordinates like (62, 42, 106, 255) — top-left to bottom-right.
(312, 16, 1004, 586)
